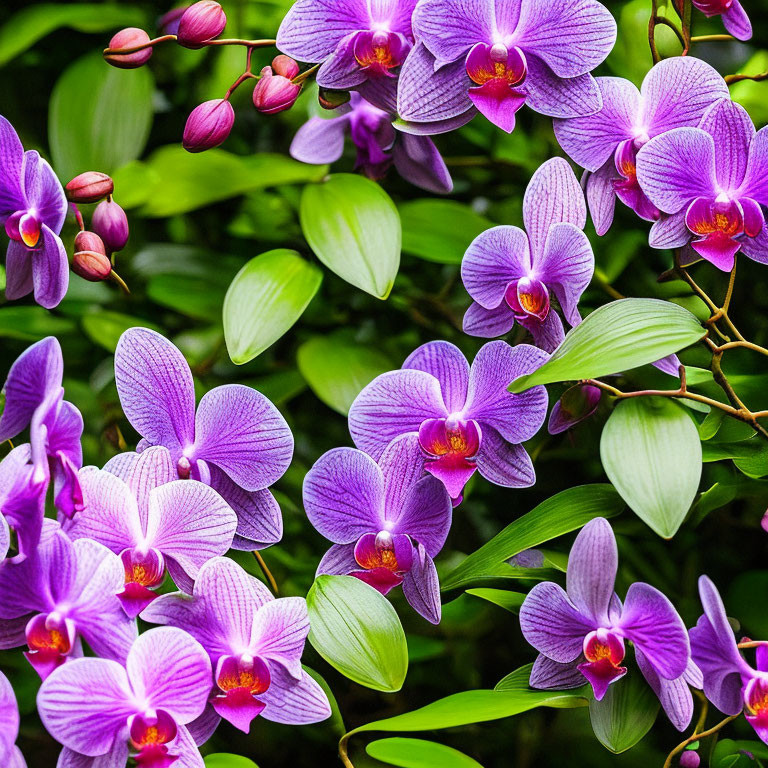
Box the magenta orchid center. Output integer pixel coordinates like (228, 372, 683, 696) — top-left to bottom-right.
(351, 530, 414, 594)
(576, 628, 627, 701)
(418, 416, 481, 500)
(466, 42, 527, 91)
(118, 547, 166, 618)
(5, 209, 42, 248)
(694, 0, 733, 15)
(744, 677, 768, 735)
(128, 709, 178, 768)
(24, 612, 77, 679)
(211, 654, 271, 732)
(353, 29, 408, 77)
(504, 276, 550, 321)
(613, 139, 661, 222)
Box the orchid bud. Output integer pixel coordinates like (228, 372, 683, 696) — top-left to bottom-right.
(91, 200, 129, 253)
(182, 99, 235, 153)
(679, 751, 700, 768)
(176, 0, 226, 48)
(104, 28, 153, 69)
(271, 54, 300, 79)
(159, 5, 188, 35)
(548, 384, 602, 435)
(318, 87, 351, 110)
(252, 67, 301, 115)
(74, 230, 106, 255)
(72, 250, 113, 282)
(65, 172, 114, 204)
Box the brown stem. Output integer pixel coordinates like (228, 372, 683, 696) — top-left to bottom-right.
(738, 640, 768, 649)
(693, 690, 709, 735)
(204, 37, 276, 47)
(224, 70, 257, 100)
(711, 340, 768, 358)
(103, 34, 177, 56)
(727, 70, 768, 85)
(648, 1, 662, 64)
(338, 733, 355, 768)
(662, 715, 740, 768)
(253, 550, 279, 594)
(711, 350, 747, 411)
(681, 0, 693, 54)
(656, 16, 686, 48)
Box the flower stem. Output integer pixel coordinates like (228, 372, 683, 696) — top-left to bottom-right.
(338, 733, 355, 768)
(691, 33, 735, 42)
(726, 70, 768, 85)
(205, 37, 276, 47)
(293, 62, 321, 85)
(253, 550, 279, 594)
(103, 34, 177, 56)
(648, 0, 662, 64)
(662, 715, 740, 768)
(109, 269, 130, 295)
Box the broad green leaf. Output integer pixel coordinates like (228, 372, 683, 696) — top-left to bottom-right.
(49, 52, 153, 181)
(300, 174, 401, 299)
(81, 312, 161, 353)
(600, 398, 702, 538)
(589, 673, 659, 753)
(0, 307, 75, 341)
(116, 147, 328, 216)
(304, 665, 346, 737)
(204, 756, 259, 768)
(465, 589, 525, 613)
(148, 275, 230, 322)
(702, 438, 768, 479)
(296, 334, 391, 415)
(712, 739, 768, 768)
(399, 200, 492, 264)
(441, 485, 623, 592)
(0, 4, 147, 66)
(349, 664, 587, 736)
(307, 575, 408, 692)
(366, 738, 484, 768)
(508, 299, 705, 393)
(223, 249, 322, 365)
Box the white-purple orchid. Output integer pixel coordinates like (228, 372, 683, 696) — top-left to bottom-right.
(396, 0, 616, 134)
(0, 116, 69, 308)
(553, 57, 729, 235)
(303, 434, 452, 624)
(37, 627, 212, 768)
(348, 340, 548, 502)
(114, 327, 293, 551)
(64, 446, 237, 617)
(636, 97, 768, 271)
(0, 671, 26, 768)
(0, 521, 137, 680)
(142, 557, 331, 735)
(519, 518, 701, 730)
(461, 157, 594, 351)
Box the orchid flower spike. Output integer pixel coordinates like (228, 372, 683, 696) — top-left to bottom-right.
(462, 157, 594, 350)
(65, 446, 237, 617)
(520, 518, 701, 730)
(636, 98, 768, 272)
(142, 557, 331, 735)
(38, 627, 212, 768)
(553, 57, 729, 235)
(349, 340, 548, 503)
(304, 434, 452, 624)
(114, 327, 293, 550)
(396, 0, 616, 134)
(0, 116, 69, 307)
(0, 520, 137, 680)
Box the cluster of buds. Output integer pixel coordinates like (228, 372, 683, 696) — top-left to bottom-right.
(104, 2, 307, 154)
(64, 172, 130, 291)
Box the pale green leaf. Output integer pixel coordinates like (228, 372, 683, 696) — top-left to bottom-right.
(81, 312, 161, 353)
(204, 756, 259, 768)
(366, 738, 484, 768)
(465, 589, 526, 613)
(0, 307, 76, 341)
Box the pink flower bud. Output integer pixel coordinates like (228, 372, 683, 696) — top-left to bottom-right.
(91, 200, 129, 253)
(271, 54, 300, 79)
(65, 172, 114, 204)
(159, 5, 188, 35)
(252, 67, 302, 115)
(182, 99, 235, 153)
(176, 0, 226, 48)
(74, 231, 106, 255)
(105, 28, 153, 69)
(72, 250, 113, 282)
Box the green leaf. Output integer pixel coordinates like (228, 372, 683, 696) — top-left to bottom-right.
(49, 52, 153, 181)
(712, 739, 768, 768)
(600, 398, 702, 538)
(296, 333, 391, 415)
(465, 589, 525, 613)
(399, 200, 492, 264)
(300, 174, 401, 299)
(702, 438, 768, 479)
(223, 249, 322, 365)
(116, 147, 328, 216)
(508, 299, 705, 393)
(441, 485, 624, 592)
(0, 307, 76, 341)
(204, 756, 259, 768)
(307, 575, 408, 693)
(81, 312, 162, 352)
(366, 738, 484, 768)
(0, 4, 147, 66)
(349, 664, 587, 736)
(147, 275, 230, 322)
(589, 673, 659, 753)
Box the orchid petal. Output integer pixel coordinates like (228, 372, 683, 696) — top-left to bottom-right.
(250, 597, 309, 680)
(259, 666, 331, 725)
(402, 545, 441, 624)
(463, 301, 517, 338)
(474, 427, 535, 488)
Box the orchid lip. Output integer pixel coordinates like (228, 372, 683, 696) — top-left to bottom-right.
(353, 29, 408, 76)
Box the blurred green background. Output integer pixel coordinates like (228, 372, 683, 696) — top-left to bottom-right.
(1, 0, 767, 766)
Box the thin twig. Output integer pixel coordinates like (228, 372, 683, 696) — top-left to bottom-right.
(103, 34, 177, 55)
(338, 733, 355, 768)
(293, 62, 321, 84)
(253, 551, 279, 594)
(663, 715, 740, 768)
(726, 70, 768, 85)
(648, 0, 662, 64)
(691, 34, 735, 42)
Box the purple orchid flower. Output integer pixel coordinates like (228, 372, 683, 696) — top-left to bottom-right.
(277, 0, 417, 110)
(461, 157, 594, 351)
(291, 92, 452, 193)
(0, 671, 26, 768)
(303, 433, 452, 623)
(395, 0, 616, 135)
(38, 627, 212, 768)
(348, 340, 548, 503)
(0, 520, 137, 680)
(553, 57, 729, 235)
(64, 446, 237, 617)
(0, 337, 84, 555)
(114, 327, 293, 551)
(0, 116, 69, 308)
(142, 556, 331, 735)
(519, 518, 700, 730)
(636, 97, 768, 272)
(689, 575, 768, 743)
(691, 0, 752, 41)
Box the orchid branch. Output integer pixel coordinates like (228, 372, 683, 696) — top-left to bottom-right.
(253, 550, 279, 594)
(338, 733, 356, 768)
(662, 714, 740, 768)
